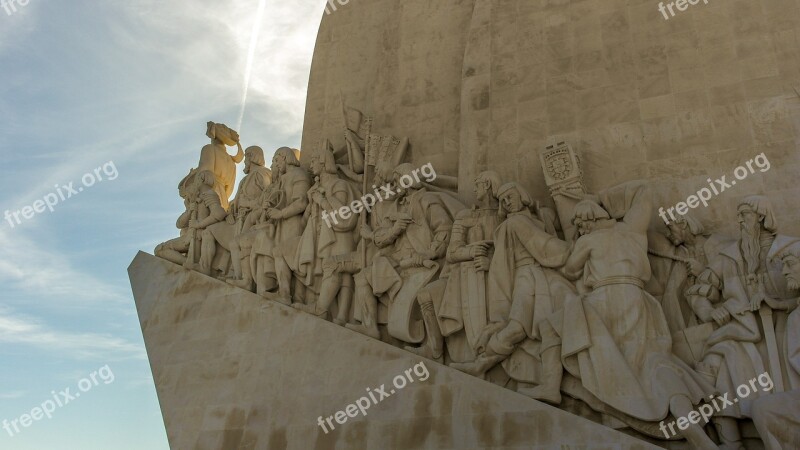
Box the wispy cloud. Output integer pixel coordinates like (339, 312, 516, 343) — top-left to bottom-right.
(0, 307, 145, 360)
(0, 390, 27, 400)
(115, 0, 321, 136)
(0, 228, 128, 307)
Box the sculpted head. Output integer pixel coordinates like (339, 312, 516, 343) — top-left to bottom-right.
(572, 200, 611, 236)
(244, 146, 265, 174)
(178, 169, 197, 199)
(738, 196, 777, 237)
(667, 214, 704, 246)
(272, 147, 300, 175)
(474, 171, 502, 203)
(393, 163, 422, 197)
(497, 183, 532, 215)
(310, 148, 337, 177)
(374, 162, 394, 186)
(775, 241, 800, 291)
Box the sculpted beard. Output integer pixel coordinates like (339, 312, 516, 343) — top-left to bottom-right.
(740, 220, 761, 275)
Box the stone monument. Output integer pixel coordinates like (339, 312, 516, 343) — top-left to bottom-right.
(131, 1, 800, 448)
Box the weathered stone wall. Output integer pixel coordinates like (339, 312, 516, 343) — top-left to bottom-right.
(301, 0, 475, 179)
(302, 0, 800, 237)
(129, 252, 660, 449)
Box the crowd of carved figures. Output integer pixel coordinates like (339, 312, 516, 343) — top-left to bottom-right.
(157, 118, 800, 450)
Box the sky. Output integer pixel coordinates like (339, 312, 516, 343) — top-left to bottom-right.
(0, 0, 325, 448)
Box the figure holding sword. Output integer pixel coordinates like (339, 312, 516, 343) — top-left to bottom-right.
(687, 196, 798, 449)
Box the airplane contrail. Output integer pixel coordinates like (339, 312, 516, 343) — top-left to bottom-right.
(237, 0, 268, 132)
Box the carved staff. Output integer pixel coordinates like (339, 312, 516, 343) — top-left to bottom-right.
(184, 204, 198, 270)
(359, 121, 374, 268)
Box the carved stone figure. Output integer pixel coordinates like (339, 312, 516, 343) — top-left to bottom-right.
(345, 162, 400, 339)
(347, 163, 463, 342)
(751, 239, 800, 450)
(417, 171, 503, 364)
(200, 146, 272, 279)
(531, 182, 719, 450)
(156, 170, 227, 270)
(687, 196, 798, 448)
(350, 135, 411, 305)
(450, 182, 573, 387)
(154, 172, 196, 266)
(648, 216, 704, 324)
(251, 148, 312, 303)
(293, 147, 360, 324)
(197, 122, 245, 210)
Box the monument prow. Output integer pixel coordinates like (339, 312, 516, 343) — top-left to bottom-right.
(129, 251, 660, 449)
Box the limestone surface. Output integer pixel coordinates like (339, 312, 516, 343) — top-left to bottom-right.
(129, 251, 660, 450)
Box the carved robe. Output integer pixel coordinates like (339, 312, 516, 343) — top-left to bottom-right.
(484, 209, 575, 383)
(252, 165, 312, 276)
(752, 303, 800, 450)
(554, 182, 714, 422)
(295, 176, 360, 287)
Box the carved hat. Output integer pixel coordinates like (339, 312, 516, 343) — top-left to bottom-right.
(572, 200, 611, 224)
(772, 239, 800, 261)
(178, 168, 198, 198)
(739, 195, 777, 233)
(497, 182, 533, 206)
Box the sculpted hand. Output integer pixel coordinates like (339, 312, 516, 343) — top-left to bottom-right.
(189, 219, 201, 229)
(469, 241, 492, 258)
(310, 191, 325, 205)
(411, 256, 426, 267)
(711, 307, 731, 326)
(686, 258, 704, 277)
(474, 256, 491, 272)
(750, 294, 766, 312)
(393, 218, 412, 233)
(360, 224, 374, 240)
(266, 208, 284, 220)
